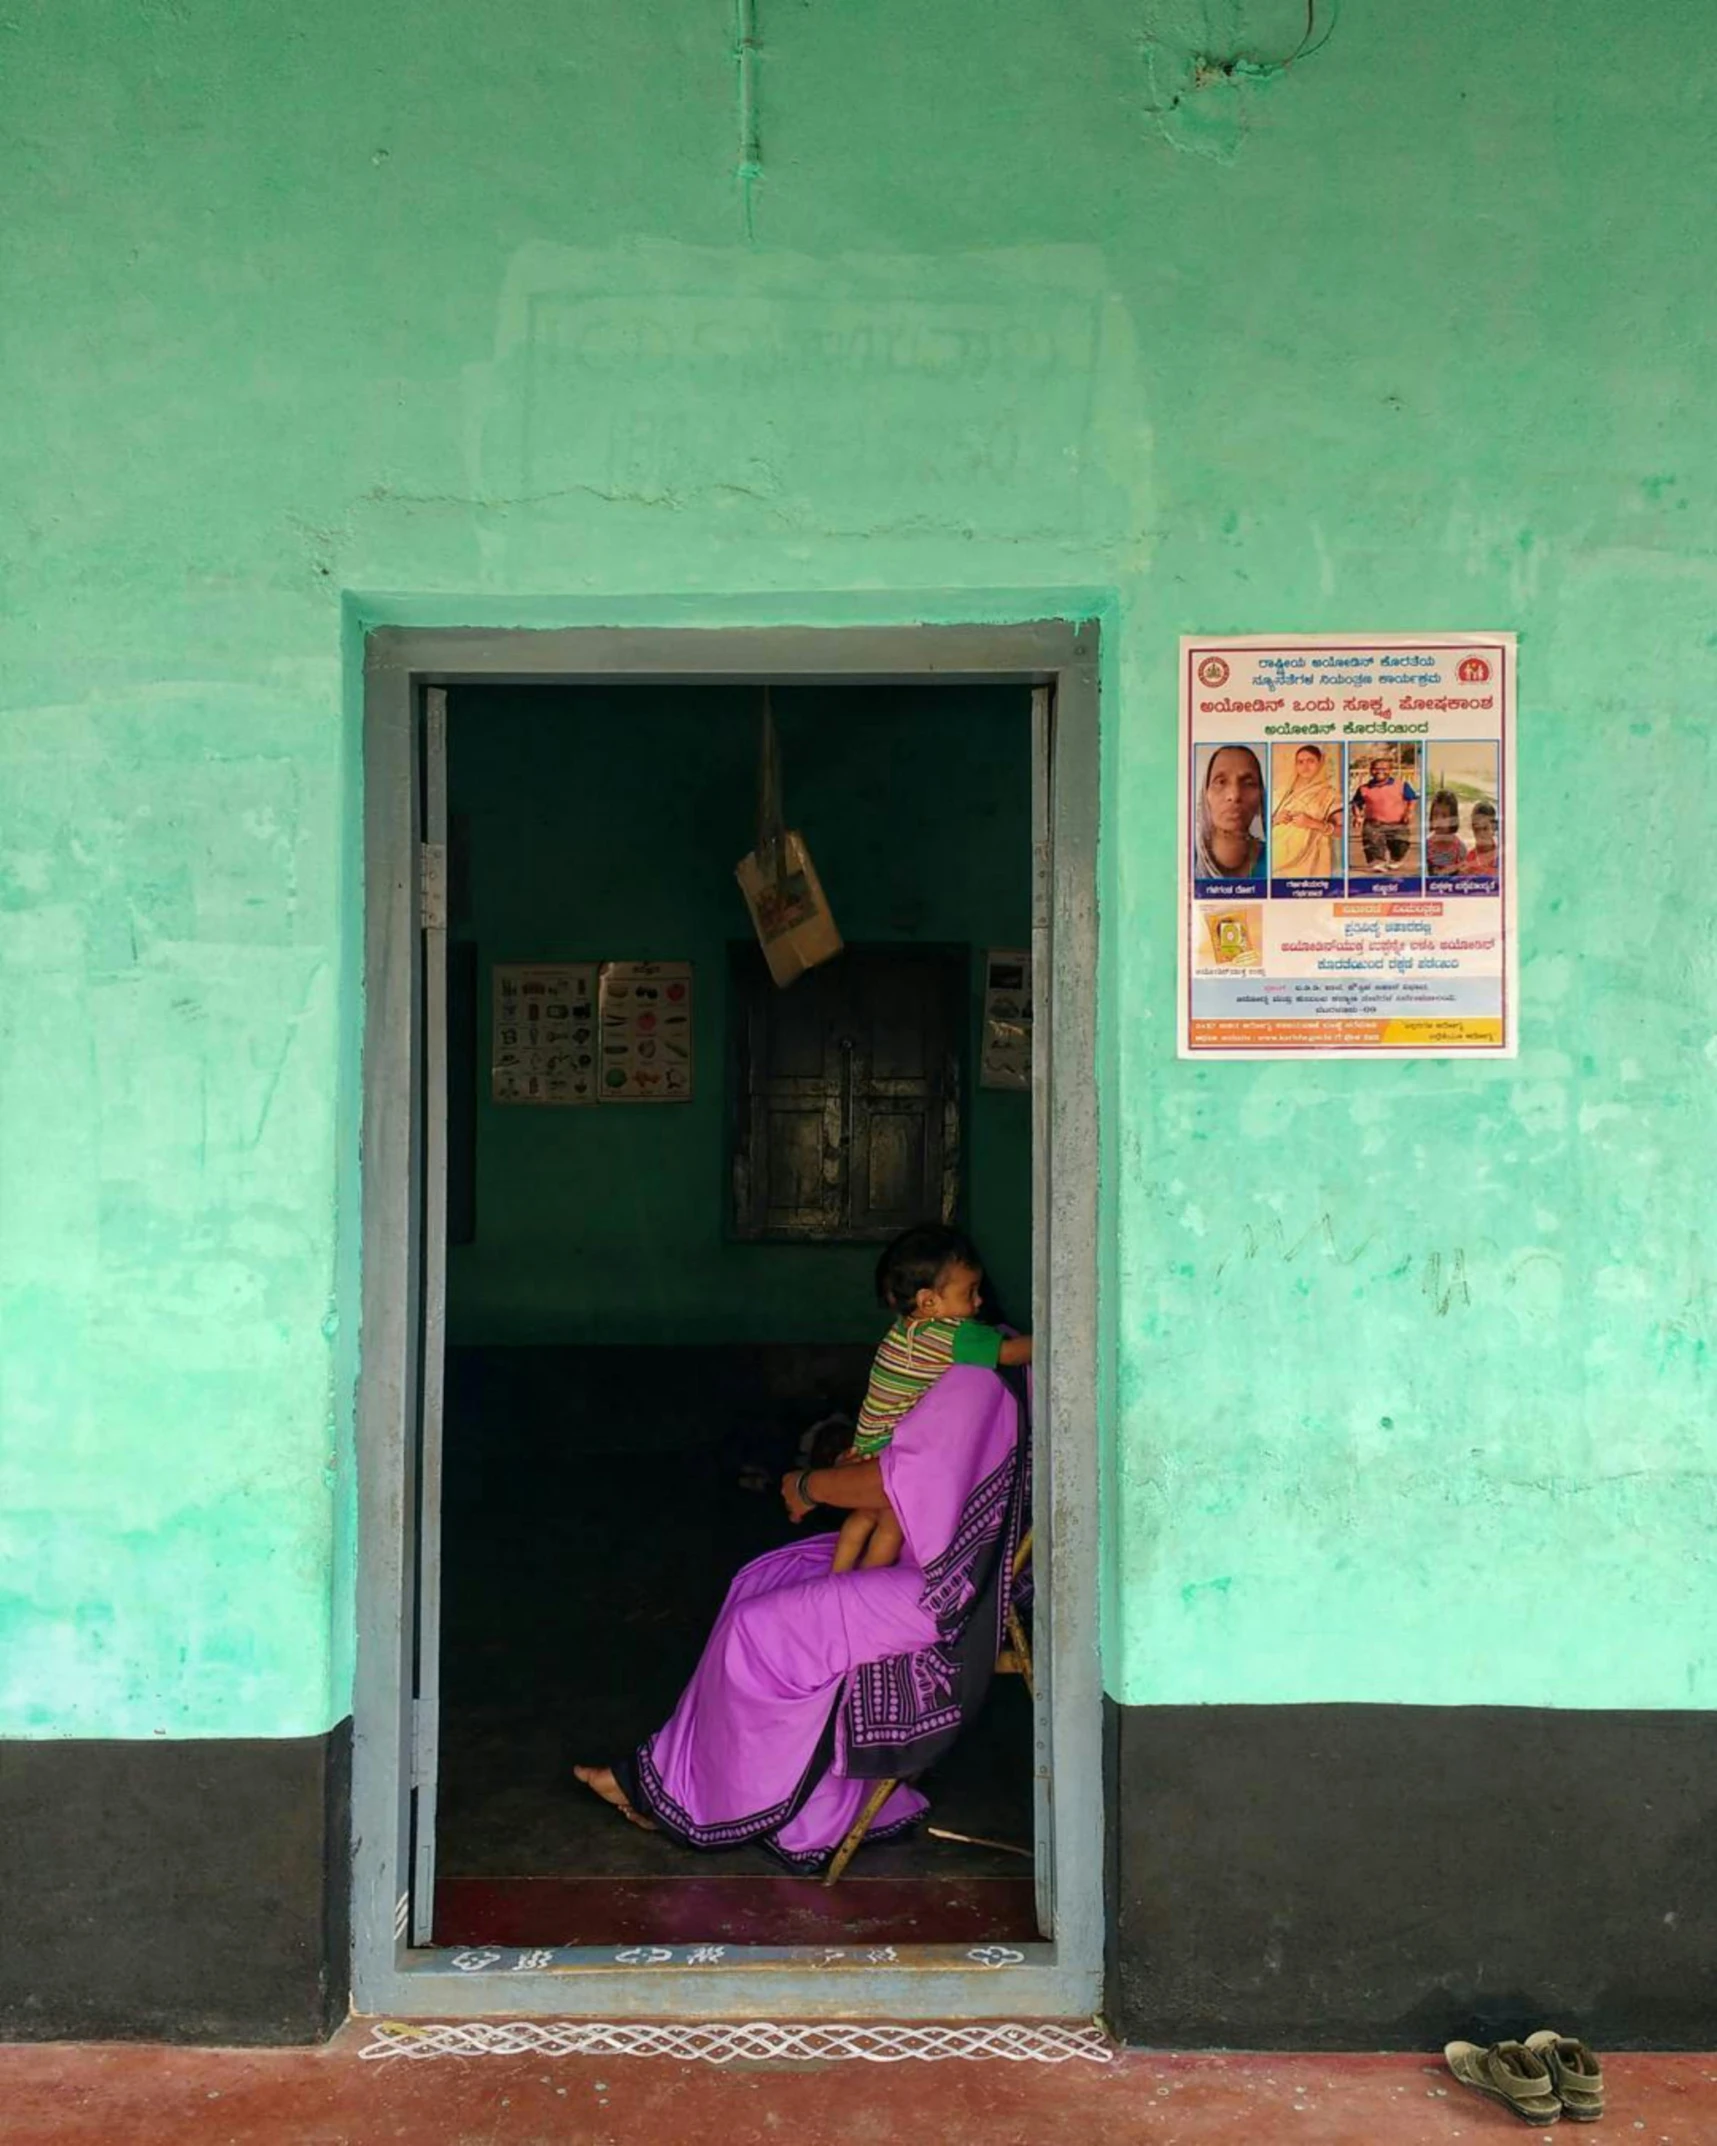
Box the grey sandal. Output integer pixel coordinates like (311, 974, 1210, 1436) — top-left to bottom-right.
(1444, 2038, 1562, 2124)
(1525, 2030, 1605, 2122)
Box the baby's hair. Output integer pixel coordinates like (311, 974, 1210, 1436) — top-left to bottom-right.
(1430, 789, 1460, 824)
(876, 1223, 981, 1316)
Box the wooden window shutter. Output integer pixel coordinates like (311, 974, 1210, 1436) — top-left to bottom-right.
(730, 946, 964, 1243)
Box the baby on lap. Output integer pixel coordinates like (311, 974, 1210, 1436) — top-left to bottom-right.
(830, 1223, 1032, 1573)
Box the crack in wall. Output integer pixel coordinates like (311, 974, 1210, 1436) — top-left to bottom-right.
(734, 0, 762, 239)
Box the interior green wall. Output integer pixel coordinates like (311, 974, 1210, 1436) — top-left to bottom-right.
(3, 0, 1713, 1738)
(446, 683, 1032, 1346)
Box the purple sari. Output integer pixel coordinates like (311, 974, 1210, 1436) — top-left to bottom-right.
(617, 1365, 1028, 1871)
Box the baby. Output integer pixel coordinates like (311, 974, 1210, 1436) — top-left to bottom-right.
(829, 1224, 1032, 1573)
(1459, 800, 1500, 876)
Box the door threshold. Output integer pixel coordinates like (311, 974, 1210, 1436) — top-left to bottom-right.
(369, 1936, 1089, 2023)
(403, 1938, 1055, 1975)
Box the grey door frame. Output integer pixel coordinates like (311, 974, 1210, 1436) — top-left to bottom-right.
(352, 620, 1103, 2020)
(408, 685, 450, 1943)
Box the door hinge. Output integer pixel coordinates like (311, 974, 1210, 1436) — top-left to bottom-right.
(419, 842, 447, 931)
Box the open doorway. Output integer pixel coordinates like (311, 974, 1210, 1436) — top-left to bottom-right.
(428, 681, 1037, 1948)
(353, 621, 1101, 2021)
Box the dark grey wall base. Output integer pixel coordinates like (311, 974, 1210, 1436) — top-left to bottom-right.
(11, 1701, 1712, 2046)
(1105, 1699, 1717, 2050)
(0, 1721, 350, 2044)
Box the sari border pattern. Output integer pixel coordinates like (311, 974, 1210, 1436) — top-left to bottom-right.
(620, 1699, 841, 1854)
(841, 1399, 1027, 1767)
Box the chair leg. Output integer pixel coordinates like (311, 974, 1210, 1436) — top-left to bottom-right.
(822, 1777, 896, 1888)
(1006, 1604, 1035, 1700)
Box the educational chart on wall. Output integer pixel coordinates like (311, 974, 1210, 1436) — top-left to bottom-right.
(491, 964, 597, 1104)
(980, 949, 1033, 1089)
(597, 961, 694, 1101)
(1178, 634, 1516, 1058)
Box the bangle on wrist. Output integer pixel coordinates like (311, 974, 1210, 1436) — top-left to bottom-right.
(796, 1467, 816, 1508)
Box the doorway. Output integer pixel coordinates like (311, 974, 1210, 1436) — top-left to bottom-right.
(352, 622, 1101, 2021)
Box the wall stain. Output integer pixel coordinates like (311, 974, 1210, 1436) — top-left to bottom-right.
(1655, 1232, 1716, 1364)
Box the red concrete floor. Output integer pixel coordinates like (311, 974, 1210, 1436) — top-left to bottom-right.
(433, 1873, 1041, 1947)
(3, 2035, 1714, 2144)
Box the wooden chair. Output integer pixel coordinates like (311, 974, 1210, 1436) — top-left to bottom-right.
(822, 1529, 1033, 1887)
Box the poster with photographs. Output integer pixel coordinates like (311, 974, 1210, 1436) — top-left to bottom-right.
(491, 964, 597, 1105)
(980, 949, 1033, 1090)
(597, 961, 694, 1102)
(1179, 634, 1516, 1059)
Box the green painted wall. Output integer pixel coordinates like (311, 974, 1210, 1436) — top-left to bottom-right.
(3, 0, 1713, 1739)
(446, 683, 1032, 1345)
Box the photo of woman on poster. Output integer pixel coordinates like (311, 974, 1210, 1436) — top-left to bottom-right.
(1270, 743, 1342, 879)
(1194, 744, 1267, 883)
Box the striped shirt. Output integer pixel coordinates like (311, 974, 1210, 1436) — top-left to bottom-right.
(852, 1316, 1005, 1455)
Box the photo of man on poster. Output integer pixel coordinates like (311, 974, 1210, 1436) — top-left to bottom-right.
(1349, 746, 1420, 874)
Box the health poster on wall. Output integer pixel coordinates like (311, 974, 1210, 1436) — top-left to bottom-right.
(598, 961, 693, 1101)
(492, 964, 597, 1104)
(1178, 633, 1516, 1059)
(980, 949, 1033, 1090)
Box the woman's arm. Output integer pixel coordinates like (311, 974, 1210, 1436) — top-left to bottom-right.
(999, 1334, 1033, 1366)
(782, 1458, 890, 1523)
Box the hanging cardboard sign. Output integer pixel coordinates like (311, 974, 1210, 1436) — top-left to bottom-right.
(491, 964, 598, 1105)
(1178, 633, 1517, 1058)
(735, 832, 843, 987)
(597, 961, 694, 1101)
(736, 690, 843, 987)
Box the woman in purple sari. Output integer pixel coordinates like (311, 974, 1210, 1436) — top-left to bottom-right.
(576, 1364, 1028, 1869)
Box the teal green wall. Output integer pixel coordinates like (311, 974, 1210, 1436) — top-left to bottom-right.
(3, 0, 1713, 1738)
(446, 683, 1032, 1345)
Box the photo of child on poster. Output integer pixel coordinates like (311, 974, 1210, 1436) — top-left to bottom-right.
(1347, 743, 1423, 893)
(1425, 742, 1502, 893)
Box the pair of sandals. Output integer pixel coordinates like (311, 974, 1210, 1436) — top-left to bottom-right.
(1445, 2032, 1604, 2124)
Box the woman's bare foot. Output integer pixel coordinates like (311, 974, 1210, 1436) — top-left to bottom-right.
(573, 1764, 658, 1831)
